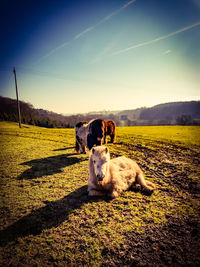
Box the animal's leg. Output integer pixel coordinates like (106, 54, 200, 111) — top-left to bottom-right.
(87, 134, 95, 150)
(136, 172, 155, 194)
(88, 189, 106, 196)
(146, 180, 156, 189)
(110, 134, 115, 143)
(96, 137, 102, 146)
(75, 140, 80, 153)
(108, 188, 122, 199)
(131, 182, 141, 192)
(108, 191, 118, 198)
(80, 143, 86, 154)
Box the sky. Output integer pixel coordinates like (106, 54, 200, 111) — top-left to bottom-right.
(0, 0, 199, 114)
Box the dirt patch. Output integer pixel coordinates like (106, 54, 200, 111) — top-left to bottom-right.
(102, 217, 200, 266)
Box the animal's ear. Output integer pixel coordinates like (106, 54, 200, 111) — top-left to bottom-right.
(105, 147, 109, 154)
(92, 147, 95, 154)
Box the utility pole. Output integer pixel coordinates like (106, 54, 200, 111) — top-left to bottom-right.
(13, 67, 21, 128)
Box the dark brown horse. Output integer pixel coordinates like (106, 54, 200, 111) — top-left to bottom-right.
(104, 120, 116, 143)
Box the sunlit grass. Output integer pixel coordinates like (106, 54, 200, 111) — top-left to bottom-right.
(0, 122, 199, 265)
(117, 125, 200, 147)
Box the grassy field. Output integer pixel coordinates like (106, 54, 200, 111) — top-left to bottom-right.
(0, 122, 199, 266)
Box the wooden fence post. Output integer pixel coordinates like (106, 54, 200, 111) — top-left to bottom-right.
(13, 67, 21, 128)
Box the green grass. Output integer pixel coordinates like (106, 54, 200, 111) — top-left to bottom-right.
(0, 122, 199, 266)
(117, 125, 200, 148)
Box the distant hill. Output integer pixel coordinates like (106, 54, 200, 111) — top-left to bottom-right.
(0, 96, 199, 127)
(0, 96, 72, 128)
(117, 107, 146, 121)
(139, 101, 200, 121)
(89, 101, 200, 126)
(0, 96, 118, 128)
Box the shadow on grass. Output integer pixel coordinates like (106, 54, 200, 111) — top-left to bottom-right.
(18, 153, 87, 180)
(0, 183, 156, 247)
(0, 185, 105, 246)
(53, 146, 75, 151)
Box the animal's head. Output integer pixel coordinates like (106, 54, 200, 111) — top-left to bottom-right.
(75, 122, 87, 152)
(75, 121, 87, 136)
(89, 146, 110, 182)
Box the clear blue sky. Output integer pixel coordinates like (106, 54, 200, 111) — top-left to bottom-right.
(0, 0, 199, 114)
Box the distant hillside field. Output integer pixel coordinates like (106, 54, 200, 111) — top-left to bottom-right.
(0, 122, 199, 266)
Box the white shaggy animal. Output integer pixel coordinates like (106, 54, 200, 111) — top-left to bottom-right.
(88, 146, 155, 198)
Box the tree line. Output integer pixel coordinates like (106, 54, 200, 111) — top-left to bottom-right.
(0, 96, 119, 128)
(0, 96, 199, 128)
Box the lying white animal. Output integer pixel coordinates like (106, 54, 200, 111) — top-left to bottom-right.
(88, 146, 155, 198)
